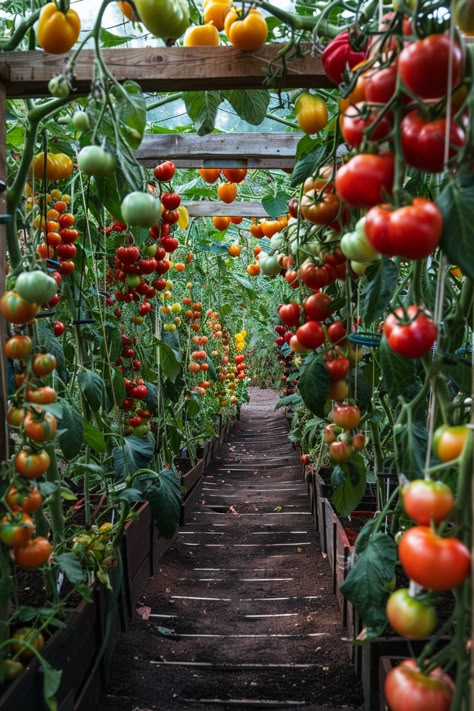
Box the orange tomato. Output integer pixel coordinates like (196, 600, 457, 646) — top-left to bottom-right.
(199, 168, 221, 183)
(213, 216, 231, 230)
(223, 168, 247, 183)
(217, 182, 237, 203)
(183, 23, 220, 46)
(228, 244, 241, 257)
(247, 263, 261, 276)
(203, 0, 232, 31)
(224, 7, 268, 51)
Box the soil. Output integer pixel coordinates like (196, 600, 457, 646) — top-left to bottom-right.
(99, 388, 364, 711)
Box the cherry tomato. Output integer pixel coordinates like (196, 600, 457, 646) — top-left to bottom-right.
(5, 335, 33, 360)
(398, 526, 470, 590)
(333, 404, 361, 429)
(10, 628, 45, 661)
(6, 485, 42, 514)
(402, 479, 454, 525)
(329, 440, 354, 462)
(0, 512, 35, 547)
(15, 449, 51, 478)
(385, 658, 454, 711)
(32, 353, 57, 376)
(0, 291, 39, 325)
(279, 303, 301, 328)
(341, 102, 392, 148)
(23, 412, 58, 443)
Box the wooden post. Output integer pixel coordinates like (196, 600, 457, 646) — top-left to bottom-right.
(0, 79, 9, 464)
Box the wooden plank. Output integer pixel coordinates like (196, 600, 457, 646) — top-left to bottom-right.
(0, 80, 8, 465)
(0, 45, 331, 99)
(136, 133, 301, 168)
(183, 201, 269, 217)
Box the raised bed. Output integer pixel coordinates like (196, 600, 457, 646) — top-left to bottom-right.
(180, 458, 205, 525)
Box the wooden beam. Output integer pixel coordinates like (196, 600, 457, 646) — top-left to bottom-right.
(0, 80, 9, 464)
(0, 44, 332, 99)
(136, 133, 301, 169)
(183, 201, 270, 217)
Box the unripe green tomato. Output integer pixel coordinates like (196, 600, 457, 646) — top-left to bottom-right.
(133, 0, 190, 39)
(15, 270, 57, 305)
(77, 145, 116, 177)
(48, 75, 70, 98)
(163, 323, 177, 332)
(121, 192, 162, 228)
(170, 302, 181, 314)
(72, 110, 91, 131)
(386, 588, 437, 639)
(126, 273, 142, 287)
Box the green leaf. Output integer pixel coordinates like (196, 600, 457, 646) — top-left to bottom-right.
(56, 552, 87, 584)
(394, 420, 428, 478)
(42, 659, 62, 711)
(298, 356, 330, 417)
(224, 89, 270, 125)
(58, 402, 83, 460)
(83, 421, 106, 453)
(331, 456, 367, 517)
(115, 80, 147, 150)
(185, 397, 201, 418)
(360, 259, 399, 326)
(156, 338, 182, 383)
(232, 272, 256, 295)
(112, 435, 155, 479)
(136, 469, 182, 538)
(99, 28, 136, 47)
(291, 138, 329, 187)
(262, 190, 291, 219)
(339, 532, 397, 639)
(379, 337, 420, 402)
(437, 178, 474, 279)
(78, 370, 106, 411)
(274, 392, 303, 409)
(107, 366, 126, 408)
(102, 322, 123, 363)
(185, 91, 223, 135)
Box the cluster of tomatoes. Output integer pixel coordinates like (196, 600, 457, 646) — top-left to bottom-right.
(31, 191, 79, 277)
(323, 404, 366, 462)
(3, 333, 56, 573)
(184, 0, 267, 51)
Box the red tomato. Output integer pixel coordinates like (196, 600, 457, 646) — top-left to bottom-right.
(295, 320, 325, 350)
(383, 306, 437, 359)
(23, 412, 58, 442)
(14, 536, 52, 569)
(386, 588, 437, 640)
(299, 260, 331, 290)
(327, 321, 347, 345)
(398, 34, 463, 100)
(335, 152, 394, 209)
(364, 61, 398, 103)
(303, 292, 333, 321)
(340, 102, 392, 148)
(385, 659, 454, 711)
(0, 291, 39, 324)
(329, 440, 353, 462)
(279, 303, 301, 327)
(6, 485, 42, 514)
(402, 479, 454, 525)
(154, 161, 176, 182)
(365, 198, 443, 260)
(325, 356, 350, 381)
(401, 111, 465, 173)
(321, 30, 369, 85)
(398, 526, 470, 590)
(32, 353, 57, 376)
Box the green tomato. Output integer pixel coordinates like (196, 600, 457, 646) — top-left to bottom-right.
(126, 273, 142, 287)
(163, 323, 177, 332)
(259, 252, 282, 276)
(48, 75, 70, 98)
(15, 270, 57, 305)
(72, 111, 91, 131)
(386, 588, 437, 639)
(170, 302, 182, 314)
(77, 145, 116, 177)
(341, 228, 381, 262)
(133, 0, 190, 39)
(121, 192, 162, 228)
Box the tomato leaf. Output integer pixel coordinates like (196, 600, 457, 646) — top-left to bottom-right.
(105, 366, 126, 410)
(112, 434, 155, 479)
(78, 369, 106, 411)
(155, 338, 182, 383)
(298, 355, 330, 417)
(185, 91, 223, 135)
(56, 552, 87, 585)
(394, 421, 428, 478)
(135, 468, 182, 539)
(224, 89, 270, 126)
(331, 456, 367, 516)
(58, 402, 84, 460)
(83, 421, 106, 453)
(437, 178, 474, 280)
(115, 80, 146, 149)
(232, 272, 257, 296)
(99, 28, 136, 47)
(339, 532, 397, 639)
(274, 392, 303, 409)
(261, 190, 291, 219)
(379, 337, 420, 402)
(291, 137, 329, 187)
(360, 258, 399, 326)
(42, 659, 63, 711)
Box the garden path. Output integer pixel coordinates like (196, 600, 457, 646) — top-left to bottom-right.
(99, 387, 364, 711)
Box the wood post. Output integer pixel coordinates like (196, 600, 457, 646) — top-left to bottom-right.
(0, 80, 8, 464)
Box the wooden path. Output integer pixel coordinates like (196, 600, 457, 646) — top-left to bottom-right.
(99, 388, 363, 711)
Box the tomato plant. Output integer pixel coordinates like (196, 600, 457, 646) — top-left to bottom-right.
(398, 526, 470, 590)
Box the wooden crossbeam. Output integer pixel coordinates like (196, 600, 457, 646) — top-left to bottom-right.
(0, 44, 331, 99)
(136, 133, 301, 169)
(182, 201, 269, 217)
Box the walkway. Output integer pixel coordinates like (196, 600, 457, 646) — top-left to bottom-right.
(100, 388, 363, 711)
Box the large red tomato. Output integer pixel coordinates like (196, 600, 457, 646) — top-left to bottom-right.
(383, 306, 437, 359)
(385, 659, 454, 711)
(402, 479, 454, 525)
(335, 152, 394, 208)
(398, 34, 463, 100)
(398, 526, 470, 590)
(279, 303, 301, 327)
(365, 199, 443, 260)
(321, 30, 369, 85)
(340, 102, 392, 148)
(303, 292, 333, 321)
(295, 320, 325, 350)
(299, 260, 331, 290)
(401, 111, 465, 173)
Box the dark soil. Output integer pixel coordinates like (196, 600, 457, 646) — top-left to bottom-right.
(99, 388, 364, 711)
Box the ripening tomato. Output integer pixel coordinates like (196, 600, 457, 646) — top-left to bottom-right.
(453, 0, 474, 34)
(154, 161, 176, 182)
(16, 449, 51, 479)
(432, 424, 469, 462)
(0, 512, 35, 547)
(279, 303, 301, 327)
(303, 292, 333, 321)
(300, 191, 341, 226)
(333, 404, 361, 429)
(385, 659, 454, 711)
(398, 34, 463, 100)
(223, 168, 247, 183)
(325, 356, 350, 381)
(398, 526, 470, 590)
(335, 152, 394, 209)
(402, 479, 454, 525)
(383, 306, 437, 359)
(0, 291, 39, 325)
(5, 335, 33, 360)
(212, 216, 231, 231)
(10, 628, 45, 661)
(199, 168, 221, 184)
(299, 260, 331, 290)
(23, 412, 58, 443)
(6, 485, 42, 514)
(329, 440, 354, 462)
(32, 353, 56, 376)
(217, 182, 238, 204)
(25, 386, 57, 405)
(386, 588, 437, 639)
(295, 93, 329, 134)
(14, 537, 52, 569)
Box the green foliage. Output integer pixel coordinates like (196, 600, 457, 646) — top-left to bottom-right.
(360, 259, 399, 326)
(112, 435, 155, 479)
(298, 355, 330, 417)
(438, 178, 474, 279)
(78, 370, 106, 411)
(339, 532, 397, 639)
(135, 469, 182, 538)
(262, 190, 291, 218)
(331, 456, 367, 516)
(185, 91, 223, 135)
(58, 402, 84, 460)
(224, 90, 270, 126)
